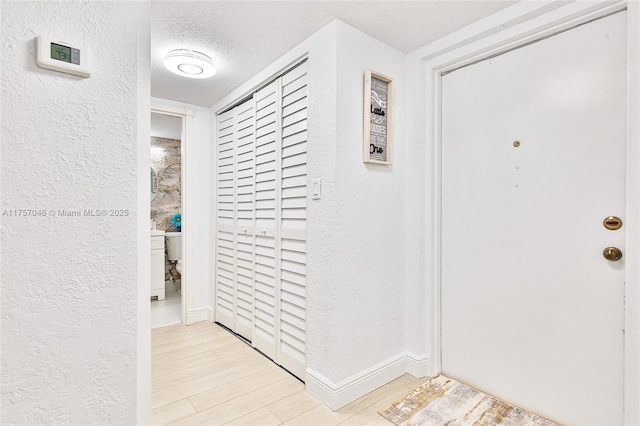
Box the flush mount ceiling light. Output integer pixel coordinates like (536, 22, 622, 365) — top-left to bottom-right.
(164, 49, 216, 79)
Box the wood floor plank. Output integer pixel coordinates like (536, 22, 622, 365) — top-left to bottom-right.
(153, 330, 237, 356)
(152, 325, 228, 348)
(404, 374, 432, 391)
(222, 407, 282, 426)
(168, 378, 304, 426)
(151, 321, 211, 339)
(152, 358, 272, 409)
(188, 361, 295, 412)
(152, 338, 240, 366)
(151, 319, 220, 335)
(151, 322, 412, 426)
(209, 338, 256, 359)
(266, 389, 323, 423)
(338, 411, 394, 426)
(280, 401, 342, 425)
(151, 398, 197, 426)
(151, 350, 219, 378)
(153, 346, 263, 391)
(331, 375, 415, 419)
(337, 386, 410, 426)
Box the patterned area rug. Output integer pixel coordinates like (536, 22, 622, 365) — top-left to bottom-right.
(379, 375, 560, 426)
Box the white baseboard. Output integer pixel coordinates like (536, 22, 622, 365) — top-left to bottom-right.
(186, 307, 213, 325)
(404, 352, 431, 378)
(305, 352, 431, 411)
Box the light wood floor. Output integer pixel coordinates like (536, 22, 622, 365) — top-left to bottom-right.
(152, 321, 425, 425)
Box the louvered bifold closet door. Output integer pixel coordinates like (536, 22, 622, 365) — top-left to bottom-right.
(215, 109, 237, 330)
(252, 80, 280, 360)
(278, 62, 308, 380)
(215, 61, 308, 381)
(233, 101, 256, 341)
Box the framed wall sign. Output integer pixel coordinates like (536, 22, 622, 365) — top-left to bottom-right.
(364, 70, 393, 165)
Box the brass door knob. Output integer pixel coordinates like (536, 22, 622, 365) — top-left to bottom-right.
(603, 216, 623, 230)
(603, 247, 623, 261)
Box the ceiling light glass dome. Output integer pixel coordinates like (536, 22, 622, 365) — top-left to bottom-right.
(164, 49, 216, 79)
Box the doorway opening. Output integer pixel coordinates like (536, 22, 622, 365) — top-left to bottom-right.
(150, 106, 189, 328)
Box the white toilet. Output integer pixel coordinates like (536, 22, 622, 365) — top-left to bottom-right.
(165, 232, 182, 274)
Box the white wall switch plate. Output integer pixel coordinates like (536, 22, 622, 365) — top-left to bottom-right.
(312, 178, 322, 200)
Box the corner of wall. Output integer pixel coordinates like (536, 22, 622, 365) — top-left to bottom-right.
(403, 48, 430, 364)
(307, 17, 414, 393)
(137, 1, 152, 424)
(404, 352, 431, 378)
(186, 307, 214, 325)
(305, 352, 431, 411)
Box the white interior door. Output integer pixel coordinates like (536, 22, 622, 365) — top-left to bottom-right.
(215, 62, 308, 380)
(441, 12, 626, 425)
(215, 101, 255, 341)
(278, 63, 308, 380)
(252, 80, 280, 360)
(215, 109, 236, 331)
(234, 101, 256, 340)
(250, 63, 309, 379)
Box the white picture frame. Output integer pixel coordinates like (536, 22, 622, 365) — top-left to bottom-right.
(363, 70, 393, 165)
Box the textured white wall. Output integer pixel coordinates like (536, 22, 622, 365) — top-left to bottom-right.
(151, 113, 182, 140)
(1, 2, 142, 423)
(312, 21, 408, 382)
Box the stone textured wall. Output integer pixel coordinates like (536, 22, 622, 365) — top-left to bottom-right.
(150, 136, 181, 280)
(1, 2, 139, 423)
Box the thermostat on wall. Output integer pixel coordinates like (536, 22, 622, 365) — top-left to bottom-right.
(36, 36, 91, 78)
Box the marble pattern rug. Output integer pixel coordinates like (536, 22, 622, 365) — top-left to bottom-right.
(379, 375, 560, 426)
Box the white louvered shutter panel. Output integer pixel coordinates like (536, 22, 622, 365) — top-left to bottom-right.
(215, 109, 237, 330)
(278, 63, 308, 379)
(214, 61, 307, 381)
(233, 100, 256, 340)
(252, 81, 280, 359)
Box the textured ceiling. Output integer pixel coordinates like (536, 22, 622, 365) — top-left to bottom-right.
(151, 1, 517, 107)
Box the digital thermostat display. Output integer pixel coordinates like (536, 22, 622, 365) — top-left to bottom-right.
(50, 42, 80, 65)
(36, 36, 91, 78)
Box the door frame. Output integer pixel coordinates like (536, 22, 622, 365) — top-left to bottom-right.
(417, 1, 640, 423)
(151, 101, 195, 325)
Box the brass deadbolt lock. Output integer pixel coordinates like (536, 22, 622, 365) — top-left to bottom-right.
(602, 247, 623, 262)
(603, 216, 623, 230)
